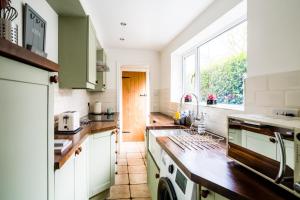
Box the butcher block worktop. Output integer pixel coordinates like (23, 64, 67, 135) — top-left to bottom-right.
(147, 112, 184, 130)
(156, 135, 299, 200)
(54, 113, 119, 170)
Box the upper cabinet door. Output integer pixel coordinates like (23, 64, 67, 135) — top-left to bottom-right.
(87, 21, 97, 86)
(0, 56, 54, 200)
(58, 16, 97, 89)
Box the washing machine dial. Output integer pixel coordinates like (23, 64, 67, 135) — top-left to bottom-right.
(168, 164, 174, 174)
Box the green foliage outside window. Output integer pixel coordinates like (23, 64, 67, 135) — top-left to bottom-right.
(200, 52, 247, 105)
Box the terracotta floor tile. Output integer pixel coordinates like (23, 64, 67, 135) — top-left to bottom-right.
(107, 185, 130, 199)
(115, 174, 129, 185)
(117, 158, 127, 166)
(129, 173, 147, 184)
(130, 184, 150, 198)
(128, 158, 144, 166)
(116, 165, 128, 174)
(127, 152, 142, 159)
(128, 165, 146, 174)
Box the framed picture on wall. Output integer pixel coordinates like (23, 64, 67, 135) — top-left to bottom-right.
(23, 3, 47, 57)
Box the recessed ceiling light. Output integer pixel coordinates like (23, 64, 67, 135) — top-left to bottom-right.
(120, 38, 125, 41)
(120, 22, 127, 26)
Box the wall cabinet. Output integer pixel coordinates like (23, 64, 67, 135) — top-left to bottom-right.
(147, 152, 160, 200)
(0, 56, 54, 200)
(55, 139, 89, 200)
(93, 71, 106, 92)
(58, 16, 97, 89)
(89, 130, 116, 197)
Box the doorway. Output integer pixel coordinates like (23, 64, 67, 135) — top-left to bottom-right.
(122, 71, 147, 141)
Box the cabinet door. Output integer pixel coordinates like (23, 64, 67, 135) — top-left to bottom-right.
(89, 131, 112, 197)
(0, 56, 53, 200)
(87, 19, 97, 85)
(147, 153, 160, 200)
(75, 139, 89, 200)
(55, 155, 75, 200)
(111, 132, 116, 185)
(243, 130, 277, 160)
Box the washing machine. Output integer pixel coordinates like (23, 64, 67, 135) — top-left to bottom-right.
(158, 150, 198, 200)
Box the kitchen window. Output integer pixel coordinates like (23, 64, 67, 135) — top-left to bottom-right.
(182, 21, 247, 108)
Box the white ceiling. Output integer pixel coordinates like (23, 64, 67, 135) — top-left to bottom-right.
(85, 0, 214, 51)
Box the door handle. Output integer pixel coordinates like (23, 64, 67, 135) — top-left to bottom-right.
(140, 94, 147, 97)
(274, 132, 286, 184)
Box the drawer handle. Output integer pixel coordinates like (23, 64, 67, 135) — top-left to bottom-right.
(269, 137, 276, 143)
(155, 173, 160, 179)
(201, 190, 210, 198)
(75, 149, 80, 155)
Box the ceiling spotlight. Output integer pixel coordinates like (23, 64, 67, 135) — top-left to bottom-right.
(120, 22, 127, 26)
(120, 38, 125, 41)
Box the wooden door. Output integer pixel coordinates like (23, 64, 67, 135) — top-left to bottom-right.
(122, 71, 147, 141)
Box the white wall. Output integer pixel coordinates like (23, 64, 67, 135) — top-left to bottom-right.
(248, 0, 300, 77)
(11, 0, 58, 62)
(90, 48, 161, 112)
(159, 0, 300, 136)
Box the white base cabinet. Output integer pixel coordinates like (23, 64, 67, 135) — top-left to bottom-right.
(89, 130, 116, 197)
(55, 139, 89, 200)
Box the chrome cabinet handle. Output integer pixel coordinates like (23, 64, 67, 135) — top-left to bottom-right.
(274, 132, 286, 183)
(294, 182, 300, 193)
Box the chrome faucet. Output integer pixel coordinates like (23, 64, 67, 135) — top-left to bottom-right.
(179, 93, 201, 129)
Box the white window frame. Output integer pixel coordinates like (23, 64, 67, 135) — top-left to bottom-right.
(181, 18, 247, 110)
(182, 49, 199, 97)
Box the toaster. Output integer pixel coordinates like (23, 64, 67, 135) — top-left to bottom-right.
(58, 111, 80, 132)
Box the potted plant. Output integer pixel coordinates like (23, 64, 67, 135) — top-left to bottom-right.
(184, 94, 192, 102)
(207, 94, 217, 105)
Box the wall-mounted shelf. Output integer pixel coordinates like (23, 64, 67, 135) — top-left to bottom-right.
(0, 38, 59, 72)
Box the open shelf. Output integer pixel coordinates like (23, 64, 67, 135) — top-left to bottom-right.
(0, 38, 59, 72)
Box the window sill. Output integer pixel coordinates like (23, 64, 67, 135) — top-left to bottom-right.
(200, 103, 244, 111)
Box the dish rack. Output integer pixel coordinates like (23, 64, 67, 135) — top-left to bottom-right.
(168, 129, 224, 151)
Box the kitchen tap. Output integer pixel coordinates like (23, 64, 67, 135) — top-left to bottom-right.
(179, 93, 203, 130)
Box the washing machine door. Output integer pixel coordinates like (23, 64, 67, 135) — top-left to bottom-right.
(157, 177, 177, 200)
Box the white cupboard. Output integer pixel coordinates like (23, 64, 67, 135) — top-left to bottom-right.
(89, 130, 114, 197)
(55, 139, 89, 200)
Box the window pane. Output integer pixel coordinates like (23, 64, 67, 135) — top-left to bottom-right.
(183, 54, 196, 93)
(199, 22, 247, 105)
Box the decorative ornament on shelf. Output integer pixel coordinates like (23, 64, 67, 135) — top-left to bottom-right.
(23, 3, 47, 58)
(207, 94, 217, 105)
(0, 0, 18, 44)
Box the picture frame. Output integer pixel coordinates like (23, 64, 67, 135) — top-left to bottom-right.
(23, 3, 47, 57)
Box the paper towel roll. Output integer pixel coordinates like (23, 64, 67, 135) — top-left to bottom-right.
(93, 102, 102, 114)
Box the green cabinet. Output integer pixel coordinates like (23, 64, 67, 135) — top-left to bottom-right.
(147, 152, 160, 200)
(89, 130, 115, 197)
(58, 16, 97, 89)
(93, 71, 106, 92)
(0, 56, 54, 200)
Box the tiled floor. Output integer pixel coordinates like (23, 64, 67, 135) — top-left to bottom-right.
(107, 141, 151, 200)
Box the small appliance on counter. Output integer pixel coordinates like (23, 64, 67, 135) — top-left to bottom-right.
(58, 111, 80, 132)
(93, 101, 102, 114)
(228, 114, 300, 197)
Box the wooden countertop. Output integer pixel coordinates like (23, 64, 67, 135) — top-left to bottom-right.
(157, 136, 299, 200)
(54, 113, 119, 170)
(147, 112, 185, 130)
